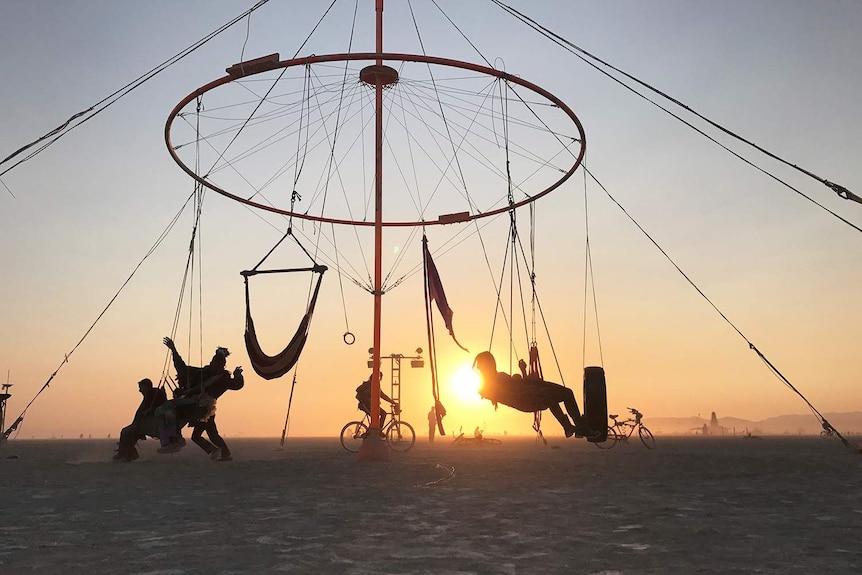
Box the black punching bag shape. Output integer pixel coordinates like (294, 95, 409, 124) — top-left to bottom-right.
(583, 366, 608, 443)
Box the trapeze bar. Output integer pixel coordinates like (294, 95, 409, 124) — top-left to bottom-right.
(241, 265, 327, 277)
(226, 53, 281, 78)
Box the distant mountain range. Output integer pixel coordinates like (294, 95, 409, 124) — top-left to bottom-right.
(642, 412, 862, 436)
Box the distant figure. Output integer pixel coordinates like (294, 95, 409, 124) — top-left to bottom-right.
(427, 406, 437, 442)
(473, 351, 596, 438)
(702, 423, 708, 436)
(114, 378, 167, 462)
(473, 426, 483, 440)
(355, 374, 396, 430)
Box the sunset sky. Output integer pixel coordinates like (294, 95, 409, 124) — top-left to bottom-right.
(1, 0, 860, 441)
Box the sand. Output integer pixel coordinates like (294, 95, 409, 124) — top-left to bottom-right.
(0, 435, 860, 574)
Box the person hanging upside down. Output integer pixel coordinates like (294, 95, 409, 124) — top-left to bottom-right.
(472, 351, 597, 438)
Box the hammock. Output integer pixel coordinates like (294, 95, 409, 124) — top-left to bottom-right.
(243, 265, 326, 380)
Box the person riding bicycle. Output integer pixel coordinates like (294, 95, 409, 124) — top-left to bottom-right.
(355, 373, 397, 430)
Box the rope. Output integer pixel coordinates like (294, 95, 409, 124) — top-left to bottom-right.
(279, 370, 299, 448)
(163, 99, 209, 380)
(414, 463, 456, 487)
(491, 0, 862, 233)
(581, 158, 604, 368)
(1, 0, 274, 178)
(3, 191, 196, 440)
(585, 165, 853, 450)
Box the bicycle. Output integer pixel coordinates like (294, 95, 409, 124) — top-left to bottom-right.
(340, 408, 416, 453)
(595, 407, 656, 449)
(451, 425, 502, 446)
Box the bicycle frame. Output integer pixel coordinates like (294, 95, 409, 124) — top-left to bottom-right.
(610, 415, 640, 442)
(339, 410, 416, 453)
(596, 408, 655, 449)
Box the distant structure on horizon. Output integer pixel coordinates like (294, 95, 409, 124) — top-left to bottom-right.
(709, 411, 727, 436)
(690, 412, 730, 436)
(0, 382, 11, 445)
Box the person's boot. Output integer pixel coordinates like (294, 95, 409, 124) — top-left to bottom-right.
(113, 443, 139, 462)
(573, 416, 599, 439)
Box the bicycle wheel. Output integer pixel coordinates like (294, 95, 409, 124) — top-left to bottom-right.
(638, 425, 656, 449)
(340, 421, 368, 453)
(594, 426, 620, 449)
(386, 420, 416, 452)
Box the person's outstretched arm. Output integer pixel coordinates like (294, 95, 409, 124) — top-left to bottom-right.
(229, 366, 245, 390)
(163, 337, 187, 372)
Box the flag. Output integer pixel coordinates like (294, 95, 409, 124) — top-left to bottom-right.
(423, 239, 469, 352)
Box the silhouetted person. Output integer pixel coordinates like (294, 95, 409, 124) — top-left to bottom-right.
(182, 365, 244, 461)
(114, 378, 167, 462)
(355, 374, 395, 430)
(427, 406, 437, 442)
(164, 337, 229, 394)
(162, 337, 242, 458)
(472, 351, 596, 438)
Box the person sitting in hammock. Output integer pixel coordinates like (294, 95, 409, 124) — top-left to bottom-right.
(472, 351, 597, 439)
(159, 337, 234, 452)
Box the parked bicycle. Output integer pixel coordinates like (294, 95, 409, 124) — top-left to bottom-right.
(595, 407, 655, 449)
(340, 408, 416, 453)
(451, 425, 501, 446)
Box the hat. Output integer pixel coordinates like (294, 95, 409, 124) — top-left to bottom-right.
(215, 347, 230, 358)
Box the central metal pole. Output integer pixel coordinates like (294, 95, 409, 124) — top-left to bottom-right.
(359, 0, 388, 461)
(371, 0, 384, 430)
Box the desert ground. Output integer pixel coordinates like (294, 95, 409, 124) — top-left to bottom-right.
(1, 435, 860, 574)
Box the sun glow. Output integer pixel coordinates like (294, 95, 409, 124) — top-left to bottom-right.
(450, 364, 481, 402)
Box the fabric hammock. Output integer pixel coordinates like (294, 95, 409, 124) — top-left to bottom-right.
(243, 265, 325, 380)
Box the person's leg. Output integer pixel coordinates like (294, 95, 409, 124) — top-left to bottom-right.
(116, 423, 140, 460)
(154, 403, 180, 447)
(158, 412, 177, 447)
(556, 387, 597, 436)
(547, 403, 577, 437)
(191, 423, 215, 454)
(205, 417, 230, 459)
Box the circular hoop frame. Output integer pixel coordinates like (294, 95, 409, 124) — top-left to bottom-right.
(165, 52, 587, 227)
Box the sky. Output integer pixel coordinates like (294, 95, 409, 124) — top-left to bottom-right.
(1, 0, 860, 440)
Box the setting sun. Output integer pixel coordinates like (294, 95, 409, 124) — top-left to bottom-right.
(450, 364, 481, 402)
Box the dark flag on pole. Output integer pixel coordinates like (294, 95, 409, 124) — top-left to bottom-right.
(423, 239, 469, 352)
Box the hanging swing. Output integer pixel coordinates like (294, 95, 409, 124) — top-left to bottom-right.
(482, 193, 608, 442)
(241, 230, 327, 380)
